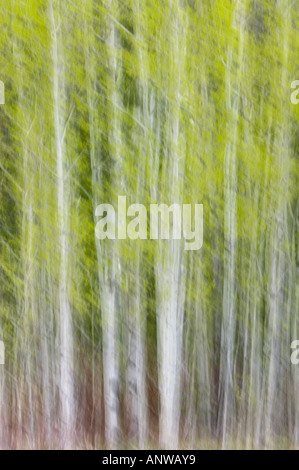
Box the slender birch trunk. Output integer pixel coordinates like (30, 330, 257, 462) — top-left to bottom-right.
(218, 2, 245, 447)
(50, 0, 75, 448)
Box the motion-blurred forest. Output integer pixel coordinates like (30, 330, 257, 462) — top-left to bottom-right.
(0, 0, 298, 449)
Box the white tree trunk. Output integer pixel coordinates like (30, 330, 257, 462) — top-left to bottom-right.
(50, 1, 75, 448)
